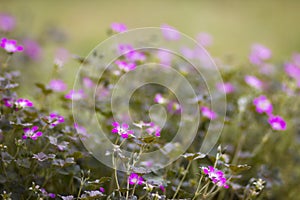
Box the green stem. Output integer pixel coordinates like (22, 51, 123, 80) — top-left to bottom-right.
(192, 175, 203, 200)
(172, 160, 192, 199)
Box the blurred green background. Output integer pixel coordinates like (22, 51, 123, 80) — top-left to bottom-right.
(2, 0, 300, 61)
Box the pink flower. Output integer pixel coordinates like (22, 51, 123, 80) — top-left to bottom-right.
(65, 90, 86, 100)
(74, 123, 90, 139)
(196, 32, 213, 47)
(161, 24, 180, 41)
(118, 44, 146, 62)
(216, 82, 235, 94)
(83, 77, 95, 88)
(154, 93, 167, 104)
(245, 75, 264, 90)
(146, 122, 161, 137)
(47, 113, 64, 128)
(3, 98, 14, 107)
(202, 166, 229, 188)
(156, 50, 173, 67)
(111, 122, 134, 139)
(54, 48, 70, 67)
(249, 44, 271, 65)
(167, 101, 181, 114)
(0, 13, 15, 32)
(253, 95, 272, 115)
(49, 79, 67, 92)
(268, 115, 286, 131)
(23, 126, 43, 140)
(15, 98, 33, 109)
(99, 187, 105, 193)
(128, 173, 144, 185)
(284, 62, 300, 87)
(111, 22, 127, 33)
(201, 106, 217, 120)
(23, 39, 42, 60)
(0, 38, 23, 53)
(115, 60, 136, 72)
(180, 47, 195, 59)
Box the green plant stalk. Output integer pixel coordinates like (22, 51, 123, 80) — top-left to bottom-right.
(192, 175, 203, 200)
(172, 160, 192, 199)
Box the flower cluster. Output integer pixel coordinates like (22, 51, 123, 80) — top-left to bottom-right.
(202, 166, 229, 188)
(23, 126, 43, 140)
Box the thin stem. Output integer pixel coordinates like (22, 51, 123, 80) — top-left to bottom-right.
(2, 54, 12, 69)
(192, 175, 203, 200)
(172, 160, 192, 199)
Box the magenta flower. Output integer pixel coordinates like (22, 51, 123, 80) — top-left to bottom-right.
(111, 22, 127, 33)
(161, 24, 180, 41)
(253, 95, 272, 115)
(216, 82, 235, 94)
(0, 13, 15, 32)
(54, 48, 70, 67)
(23, 126, 43, 140)
(202, 166, 229, 188)
(15, 98, 33, 109)
(196, 32, 213, 47)
(128, 173, 144, 185)
(3, 98, 14, 107)
(268, 115, 286, 131)
(154, 93, 167, 104)
(0, 38, 23, 53)
(49, 79, 67, 92)
(115, 60, 136, 72)
(65, 89, 86, 100)
(99, 187, 105, 193)
(249, 44, 272, 65)
(146, 122, 161, 137)
(23, 39, 42, 60)
(245, 75, 264, 90)
(201, 106, 217, 120)
(111, 122, 134, 139)
(47, 113, 64, 128)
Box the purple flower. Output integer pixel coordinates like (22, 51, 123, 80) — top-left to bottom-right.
(49, 79, 67, 92)
(0, 38, 23, 53)
(249, 44, 271, 65)
(3, 98, 14, 107)
(23, 126, 43, 140)
(161, 24, 180, 41)
(115, 60, 136, 72)
(202, 166, 229, 188)
(154, 93, 167, 104)
(15, 98, 33, 109)
(111, 122, 134, 139)
(180, 47, 195, 59)
(99, 187, 105, 193)
(216, 82, 235, 94)
(284, 62, 300, 83)
(48, 193, 56, 198)
(54, 48, 69, 67)
(128, 173, 144, 185)
(146, 122, 161, 137)
(65, 89, 86, 100)
(196, 32, 213, 47)
(111, 22, 127, 33)
(245, 75, 264, 90)
(0, 13, 15, 32)
(268, 115, 286, 131)
(23, 39, 42, 60)
(201, 106, 217, 120)
(253, 95, 272, 115)
(47, 113, 64, 128)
